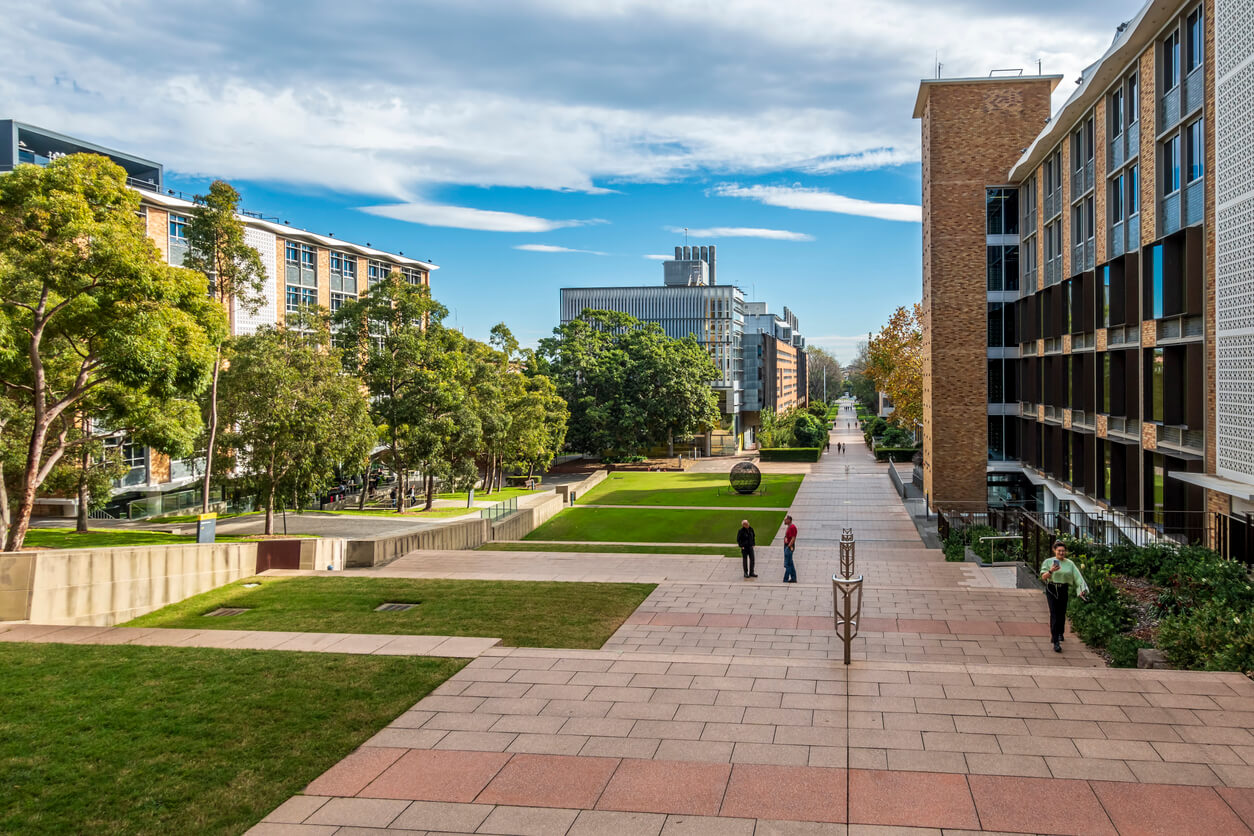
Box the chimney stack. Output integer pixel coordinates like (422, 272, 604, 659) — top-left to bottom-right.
(708, 244, 716, 285)
(674, 246, 682, 259)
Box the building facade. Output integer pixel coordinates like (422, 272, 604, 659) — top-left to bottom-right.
(916, 0, 1254, 556)
(743, 303, 808, 418)
(4, 120, 435, 515)
(560, 245, 807, 454)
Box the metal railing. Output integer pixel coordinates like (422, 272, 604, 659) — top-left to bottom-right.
(480, 496, 520, 523)
(128, 486, 219, 520)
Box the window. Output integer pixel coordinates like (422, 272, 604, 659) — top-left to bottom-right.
(988, 360, 1004, 403)
(1163, 30, 1181, 90)
(1127, 73, 1139, 124)
(1128, 164, 1140, 214)
(330, 251, 357, 312)
(400, 266, 425, 286)
(1149, 243, 1164, 319)
(1085, 117, 1095, 163)
(987, 247, 1004, 291)
(1186, 7, 1203, 73)
(1186, 119, 1204, 182)
(1085, 197, 1095, 242)
(1101, 265, 1111, 327)
(168, 214, 189, 267)
(985, 188, 1019, 236)
(285, 241, 318, 316)
(988, 416, 1005, 461)
(1150, 347, 1165, 422)
(1063, 282, 1072, 334)
(1151, 453, 1166, 527)
(1102, 354, 1112, 414)
(1110, 174, 1125, 224)
(1164, 135, 1181, 194)
(1004, 246, 1019, 291)
(1103, 443, 1113, 502)
(987, 303, 1005, 348)
(1110, 89, 1124, 138)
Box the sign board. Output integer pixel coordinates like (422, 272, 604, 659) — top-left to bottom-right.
(197, 512, 217, 544)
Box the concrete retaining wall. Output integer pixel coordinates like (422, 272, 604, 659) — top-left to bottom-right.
(554, 469, 608, 505)
(345, 517, 490, 568)
(0, 542, 260, 626)
(490, 492, 566, 541)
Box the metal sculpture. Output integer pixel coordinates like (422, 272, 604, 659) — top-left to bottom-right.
(832, 574, 864, 665)
(839, 528, 856, 578)
(729, 461, 762, 495)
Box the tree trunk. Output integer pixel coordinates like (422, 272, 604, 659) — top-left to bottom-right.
(264, 483, 275, 535)
(424, 472, 435, 511)
(75, 419, 90, 533)
(0, 458, 9, 547)
(358, 463, 368, 511)
(202, 343, 222, 513)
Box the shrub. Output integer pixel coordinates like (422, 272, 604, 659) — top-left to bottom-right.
(880, 425, 915, 448)
(1107, 635, 1153, 668)
(1066, 561, 1135, 649)
(759, 447, 822, 463)
(791, 412, 827, 448)
(1158, 600, 1254, 674)
(873, 447, 917, 463)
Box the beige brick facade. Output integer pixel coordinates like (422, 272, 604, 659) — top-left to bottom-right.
(145, 207, 169, 262)
(1140, 49, 1157, 246)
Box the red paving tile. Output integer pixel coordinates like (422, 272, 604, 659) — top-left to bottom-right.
(895, 619, 950, 634)
(624, 612, 656, 625)
(747, 615, 799, 629)
(720, 763, 846, 823)
(596, 758, 732, 816)
(476, 753, 619, 809)
(796, 616, 833, 630)
(858, 617, 898, 632)
(304, 746, 404, 797)
(999, 621, 1050, 636)
(968, 774, 1116, 836)
(650, 613, 702, 627)
(848, 769, 978, 830)
(359, 748, 510, 802)
(1092, 781, 1252, 835)
(1220, 787, 1254, 830)
(699, 613, 750, 628)
(945, 620, 1002, 636)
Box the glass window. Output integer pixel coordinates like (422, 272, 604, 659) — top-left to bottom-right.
(169, 215, 187, 240)
(987, 247, 1004, 291)
(1127, 73, 1139, 123)
(988, 416, 1005, 461)
(1128, 164, 1140, 214)
(1103, 443, 1112, 501)
(1064, 282, 1072, 333)
(1150, 243, 1164, 319)
(1186, 7, 1203, 73)
(986, 190, 1003, 235)
(1164, 30, 1180, 90)
(1005, 245, 1019, 291)
(988, 360, 1004, 403)
(1152, 454, 1166, 526)
(1102, 354, 1112, 413)
(1085, 197, 1095, 241)
(1111, 174, 1124, 223)
(1151, 348, 1165, 422)
(1085, 117, 1095, 163)
(1164, 135, 1181, 194)
(1186, 119, 1204, 182)
(1110, 89, 1124, 138)
(987, 303, 1004, 348)
(1101, 265, 1111, 327)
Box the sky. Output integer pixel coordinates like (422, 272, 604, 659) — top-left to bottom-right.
(2, 0, 1146, 363)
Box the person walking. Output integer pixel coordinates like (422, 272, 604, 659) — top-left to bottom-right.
(737, 519, 757, 579)
(782, 515, 798, 583)
(1040, 541, 1088, 652)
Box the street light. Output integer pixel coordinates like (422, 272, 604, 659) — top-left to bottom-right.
(832, 574, 864, 665)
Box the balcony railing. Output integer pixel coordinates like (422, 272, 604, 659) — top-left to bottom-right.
(1108, 415, 1141, 439)
(1157, 425, 1204, 453)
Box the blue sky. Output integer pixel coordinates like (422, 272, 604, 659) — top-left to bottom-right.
(3, 0, 1145, 362)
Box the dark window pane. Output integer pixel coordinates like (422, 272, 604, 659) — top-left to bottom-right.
(1005, 246, 1019, 291)
(987, 246, 1003, 291)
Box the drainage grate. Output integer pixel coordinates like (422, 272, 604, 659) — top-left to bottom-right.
(204, 607, 251, 617)
(375, 602, 420, 613)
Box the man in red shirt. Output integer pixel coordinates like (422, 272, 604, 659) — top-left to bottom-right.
(782, 515, 798, 583)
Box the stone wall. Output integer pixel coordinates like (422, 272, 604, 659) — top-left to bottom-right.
(0, 541, 260, 626)
(489, 492, 565, 542)
(344, 517, 491, 567)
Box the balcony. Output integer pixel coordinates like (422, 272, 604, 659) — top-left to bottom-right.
(1073, 410, 1095, 429)
(1108, 415, 1141, 440)
(1107, 325, 1141, 348)
(1157, 315, 1205, 343)
(1158, 425, 1204, 454)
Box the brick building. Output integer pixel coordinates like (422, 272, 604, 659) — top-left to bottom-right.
(3, 119, 435, 517)
(915, 0, 1254, 557)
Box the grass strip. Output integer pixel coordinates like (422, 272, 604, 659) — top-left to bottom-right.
(525, 506, 784, 545)
(576, 472, 802, 508)
(0, 643, 463, 836)
(126, 576, 655, 649)
(20, 529, 313, 550)
(479, 542, 741, 558)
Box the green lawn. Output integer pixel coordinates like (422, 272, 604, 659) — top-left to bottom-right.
(480, 542, 742, 558)
(576, 472, 802, 508)
(19, 528, 311, 550)
(156, 511, 257, 524)
(525, 506, 784, 545)
(317, 507, 479, 518)
(437, 487, 540, 502)
(127, 576, 655, 649)
(0, 643, 463, 836)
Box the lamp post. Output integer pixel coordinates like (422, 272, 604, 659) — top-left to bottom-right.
(839, 527, 856, 578)
(832, 575, 864, 665)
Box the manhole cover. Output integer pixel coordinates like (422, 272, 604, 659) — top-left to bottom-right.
(375, 602, 420, 613)
(204, 607, 251, 617)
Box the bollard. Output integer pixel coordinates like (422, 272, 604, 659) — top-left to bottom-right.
(839, 528, 856, 579)
(832, 574, 864, 665)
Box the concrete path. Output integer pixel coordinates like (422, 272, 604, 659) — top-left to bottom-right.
(229, 403, 1254, 833)
(0, 621, 500, 657)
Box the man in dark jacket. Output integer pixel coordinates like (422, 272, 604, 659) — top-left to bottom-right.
(737, 519, 757, 579)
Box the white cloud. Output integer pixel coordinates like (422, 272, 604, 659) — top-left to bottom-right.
(664, 225, 813, 242)
(0, 0, 1135, 200)
(642, 253, 674, 260)
(713, 184, 921, 222)
(362, 202, 599, 232)
(514, 243, 608, 255)
(807, 334, 869, 363)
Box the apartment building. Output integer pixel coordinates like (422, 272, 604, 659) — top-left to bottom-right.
(3, 120, 435, 515)
(915, 0, 1254, 557)
(560, 245, 807, 453)
(743, 303, 808, 419)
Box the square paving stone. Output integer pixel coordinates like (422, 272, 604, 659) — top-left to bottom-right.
(389, 799, 492, 831)
(720, 763, 846, 823)
(597, 758, 732, 816)
(303, 797, 408, 828)
(304, 747, 405, 797)
(476, 753, 619, 808)
(848, 768, 978, 830)
(968, 774, 1116, 836)
(1091, 781, 1250, 835)
(358, 749, 510, 802)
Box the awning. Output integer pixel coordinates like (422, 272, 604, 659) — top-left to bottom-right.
(1169, 472, 1254, 501)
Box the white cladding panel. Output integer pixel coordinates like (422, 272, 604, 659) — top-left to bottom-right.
(1216, 0, 1254, 483)
(235, 226, 278, 336)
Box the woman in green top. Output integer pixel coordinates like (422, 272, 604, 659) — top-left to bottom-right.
(1040, 542, 1089, 653)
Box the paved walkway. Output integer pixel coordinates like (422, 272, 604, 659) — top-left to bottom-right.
(240, 403, 1254, 833)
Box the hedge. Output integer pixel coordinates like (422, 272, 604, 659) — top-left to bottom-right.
(759, 447, 822, 462)
(873, 447, 918, 462)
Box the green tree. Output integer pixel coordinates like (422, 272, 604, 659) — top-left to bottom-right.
(506, 371, 569, 481)
(333, 274, 465, 511)
(806, 345, 842, 404)
(214, 324, 373, 534)
(181, 180, 267, 513)
(536, 310, 720, 458)
(0, 155, 225, 550)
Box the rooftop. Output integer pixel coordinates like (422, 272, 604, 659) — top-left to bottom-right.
(912, 74, 1063, 119)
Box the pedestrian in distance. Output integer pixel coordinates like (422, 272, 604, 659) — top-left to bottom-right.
(737, 519, 757, 579)
(782, 515, 798, 583)
(1040, 541, 1089, 652)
